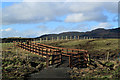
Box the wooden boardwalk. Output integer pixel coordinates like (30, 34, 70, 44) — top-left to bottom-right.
(14, 41, 89, 68)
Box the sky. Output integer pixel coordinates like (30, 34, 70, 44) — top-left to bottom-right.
(1, 0, 119, 38)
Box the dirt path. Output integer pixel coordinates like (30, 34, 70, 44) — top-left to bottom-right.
(27, 67, 71, 79)
(25, 56, 72, 79)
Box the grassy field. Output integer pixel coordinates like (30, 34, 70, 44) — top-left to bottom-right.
(42, 39, 120, 60)
(1, 38, 120, 79)
(41, 38, 120, 79)
(2, 43, 46, 79)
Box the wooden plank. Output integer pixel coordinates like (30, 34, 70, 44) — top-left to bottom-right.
(46, 50, 49, 68)
(60, 53, 62, 64)
(17, 41, 88, 68)
(69, 56, 72, 68)
(26, 42, 88, 53)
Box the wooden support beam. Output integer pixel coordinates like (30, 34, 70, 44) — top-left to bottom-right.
(60, 53, 62, 64)
(69, 56, 72, 68)
(46, 49, 49, 68)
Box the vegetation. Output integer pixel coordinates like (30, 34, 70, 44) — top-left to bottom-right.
(68, 60, 120, 79)
(2, 43, 46, 79)
(1, 38, 120, 79)
(43, 39, 119, 59)
(40, 38, 120, 79)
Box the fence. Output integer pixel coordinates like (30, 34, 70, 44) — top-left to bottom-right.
(1, 36, 95, 43)
(37, 36, 94, 43)
(14, 41, 89, 68)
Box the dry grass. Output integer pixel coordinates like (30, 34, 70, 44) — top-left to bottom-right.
(2, 42, 46, 79)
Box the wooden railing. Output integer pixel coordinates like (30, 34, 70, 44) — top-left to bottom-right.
(14, 41, 89, 68)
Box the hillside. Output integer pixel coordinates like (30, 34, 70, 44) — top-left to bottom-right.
(41, 39, 120, 60)
(36, 27, 120, 39)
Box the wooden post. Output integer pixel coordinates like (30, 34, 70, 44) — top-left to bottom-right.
(62, 36, 64, 40)
(66, 36, 68, 40)
(46, 49, 49, 68)
(66, 49, 68, 54)
(69, 56, 72, 68)
(46, 37, 48, 42)
(71, 54, 73, 67)
(57, 36, 59, 41)
(78, 36, 79, 40)
(49, 49, 52, 65)
(40, 38, 42, 43)
(50, 55, 53, 65)
(30, 41, 31, 52)
(60, 52, 62, 64)
(70, 36, 72, 40)
(34, 39, 35, 44)
(107, 52, 109, 61)
(87, 54, 90, 66)
(16, 40, 18, 57)
(84, 36, 85, 39)
(42, 48, 43, 57)
(74, 36, 76, 40)
(52, 37, 54, 42)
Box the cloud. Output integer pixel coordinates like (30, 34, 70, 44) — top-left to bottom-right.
(2, 2, 118, 25)
(4, 28, 12, 31)
(2, 2, 69, 25)
(65, 2, 117, 23)
(65, 13, 86, 22)
(65, 12, 107, 22)
(92, 22, 113, 30)
(0, 28, 12, 31)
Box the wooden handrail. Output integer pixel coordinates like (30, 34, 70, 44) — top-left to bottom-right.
(16, 41, 89, 68)
(35, 42, 88, 53)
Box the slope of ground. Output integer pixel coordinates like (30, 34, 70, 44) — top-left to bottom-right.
(43, 39, 119, 59)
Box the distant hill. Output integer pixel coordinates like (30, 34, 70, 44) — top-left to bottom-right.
(36, 27, 120, 39)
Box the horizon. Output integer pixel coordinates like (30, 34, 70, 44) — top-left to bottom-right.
(1, 27, 119, 39)
(1, 1, 118, 38)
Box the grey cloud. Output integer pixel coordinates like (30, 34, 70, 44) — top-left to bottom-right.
(103, 2, 118, 13)
(65, 11, 108, 23)
(92, 22, 113, 30)
(2, 2, 118, 25)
